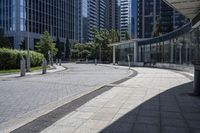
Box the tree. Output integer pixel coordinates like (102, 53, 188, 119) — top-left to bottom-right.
(152, 19, 161, 37)
(110, 29, 120, 43)
(94, 29, 112, 62)
(20, 39, 26, 50)
(80, 50, 91, 59)
(65, 35, 71, 60)
(36, 31, 57, 60)
(125, 31, 130, 40)
(0, 28, 12, 48)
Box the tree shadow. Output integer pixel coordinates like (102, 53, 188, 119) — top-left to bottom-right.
(100, 82, 200, 133)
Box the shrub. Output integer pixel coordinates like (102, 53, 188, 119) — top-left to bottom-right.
(0, 48, 44, 70)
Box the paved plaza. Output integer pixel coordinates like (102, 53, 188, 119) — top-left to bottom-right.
(41, 67, 198, 133)
(1, 64, 200, 133)
(0, 64, 131, 132)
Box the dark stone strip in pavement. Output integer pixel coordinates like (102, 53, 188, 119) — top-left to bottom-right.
(11, 85, 113, 133)
(112, 69, 138, 85)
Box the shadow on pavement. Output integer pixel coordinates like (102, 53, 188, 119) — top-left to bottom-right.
(100, 82, 200, 133)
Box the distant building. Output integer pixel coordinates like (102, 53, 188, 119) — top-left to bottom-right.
(106, 0, 120, 31)
(120, 0, 135, 40)
(160, 1, 187, 34)
(87, 0, 107, 41)
(0, 0, 79, 49)
(137, 0, 187, 38)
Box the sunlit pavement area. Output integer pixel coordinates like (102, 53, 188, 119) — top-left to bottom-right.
(41, 67, 199, 133)
(0, 63, 131, 132)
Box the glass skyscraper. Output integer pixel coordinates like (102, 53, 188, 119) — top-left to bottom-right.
(120, 0, 135, 40)
(137, 0, 186, 39)
(87, 0, 107, 41)
(0, 0, 79, 49)
(106, 0, 120, 31)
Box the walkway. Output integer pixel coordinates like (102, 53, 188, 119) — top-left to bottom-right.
(41, 67, 198, 133)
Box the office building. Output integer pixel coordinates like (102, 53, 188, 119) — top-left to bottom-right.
(137, 0, 186, 38)
(120, 0, 135, 40)
(106, 0, 120, 31)
(0, 0, 79, 49)
(87, 0, 107, 41)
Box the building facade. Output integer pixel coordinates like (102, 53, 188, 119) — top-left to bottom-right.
(87, 0, 107, 41)
(106, 0, 120, 30)
(120, 0, 135, 40)
(0, 0, 79, 49)
(137, 0, 187, 39)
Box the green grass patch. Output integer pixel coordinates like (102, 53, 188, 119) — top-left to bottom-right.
(0, 66, 49, 74)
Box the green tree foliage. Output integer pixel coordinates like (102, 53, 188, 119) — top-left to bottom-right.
(110, 29, 120, 43)
(55, 37, 62, 59)
(35, 31, 58, 59)
(65, 35, 71, 60)
(152, 19, 161, 37)
(125, 31, 130, 40)
(20, 39, 26, 50)
(70, 29, 120, 62)
(0, 28, 12, 48)
(94, 29, 116, 62)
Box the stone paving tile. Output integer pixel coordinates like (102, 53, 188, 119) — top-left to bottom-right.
(78, 120, 110, 130)
(136, 116, 160, 126)
(139, 110, 160, 118)
(161, 126, 190, 133)
(55, 117, 87, 127)
(161, 118, 188, 128)
(132, 124, 160, 133)
(183, 113, 200, 121)
(68, 112, 94, 119)
(91, 112, 116, 121)
(42, 125, 77, 133)
(187, 120, 200, 129)
(161, 112, 183, 119)
(101, 122, 133, 133)
(76, 106, 101, 113)
(161, 105, 181, 112)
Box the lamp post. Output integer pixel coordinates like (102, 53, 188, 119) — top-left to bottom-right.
(26, 0, 30, 72)
(99, 43, 102, 64)
(127, 54, 131, 69)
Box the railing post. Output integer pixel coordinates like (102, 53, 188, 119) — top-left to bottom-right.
(20, 58, 26, 77)
(42, 59, 47, 74)
(95, 58, 97, 65)
(56, 59, 58, 65)
(113, 45, 116, 65)
(59, 59, 61, 66)
(86, 58, 88, 64)
(134, 40, 138, 65)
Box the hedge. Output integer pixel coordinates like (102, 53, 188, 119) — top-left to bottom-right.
(0, 48, 44, 70)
